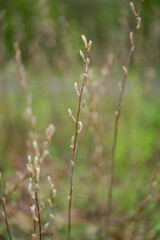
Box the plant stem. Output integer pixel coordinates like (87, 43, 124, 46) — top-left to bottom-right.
(107, 0, 144, 224)
(67, 48, 88, 240)
(35, 192, 42, 240)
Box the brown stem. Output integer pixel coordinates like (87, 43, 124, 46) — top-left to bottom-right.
(67, 49, 88, 240)
(34, 174, 42, 240)
(0, 186, 13, 240)
(107, 0, 144, 231)
(35, 191, 42, 240)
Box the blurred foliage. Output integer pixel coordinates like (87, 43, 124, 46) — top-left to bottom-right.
(0, 0, 160, 66)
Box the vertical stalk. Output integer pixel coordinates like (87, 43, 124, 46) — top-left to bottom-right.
(67, 36, 92, 240)
(107, 0, 144, 226)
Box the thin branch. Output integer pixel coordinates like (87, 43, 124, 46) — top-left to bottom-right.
(107, 0, 144, 230)
(67, 36, 92, 240)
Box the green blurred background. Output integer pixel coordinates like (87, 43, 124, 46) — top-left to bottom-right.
(0, 0, 160, 239)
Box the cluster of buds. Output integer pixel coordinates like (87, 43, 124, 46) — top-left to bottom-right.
(130, 2, 141, 29)
(81, 35, 92, 52)
(80, 35, 92, 85)
(47, 176, 56, 200)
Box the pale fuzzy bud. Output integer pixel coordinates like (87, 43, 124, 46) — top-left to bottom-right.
(78, 121, 83, 134)
(81, 35, 87, 49)
(35, 183, 39, 192)
(137, 17, 141, 29)
(2, 211, 5, 218)
(47, 176, 51, 183)
(34, 156, 39, 167)
(36, 167, 40, 182)
(28, 182, 32, 193)
(0, 172, 1, 180)
(79, 50, 85, 60)
(68, 108, 76, 122)
(47, 198, 52, 207)
(68, 196, 70, 202)
(74, 82, 80, 96)
(115, 111, 119, 118)
(33, 140, 40, 156)
(87, 40, 92, 52)
(86, 58, 90, 65)
(80, 100, 86, 110)
(71, 160, 75, 167)
(2, 197, 6, 205)
(28, 155, 32, 164)
(52, 189, 57, 198)
(30, 204, 38, 222)
(86, 58, 90, 71)
(26, 164, 33, 173)
(129, 31, 134, 45)
(83, 73, 88, 84)
(68, 108, 72, 117)
(32, 233, 37, 240)
(70, 136, 74, 149)
(130, 2, 137, 16)
(45, 124, 55, 141)
(28, 180, 35, 199)
(51, 183, 54, 189)
(30, 204, 35, 214)
(123, 66, 128, 75)
(131, 45, 135, 53)
(41, 222, 49, 234)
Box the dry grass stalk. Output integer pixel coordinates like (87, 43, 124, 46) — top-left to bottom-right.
(67, 35, 92, 240)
